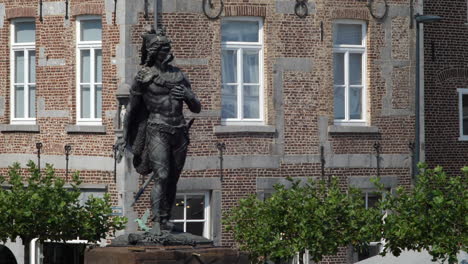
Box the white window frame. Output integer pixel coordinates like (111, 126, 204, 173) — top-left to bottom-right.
(171, 192, 211, 239)
(221, 17, 264, 126)
(458, 88, 468, 141)
(353, 190, 386, 262)
(10, 18, 36, 125)
(76, 15, 102, 126)
(333, 20, 367, 126)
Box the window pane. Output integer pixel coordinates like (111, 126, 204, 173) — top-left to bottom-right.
(243, 50, 259, 84)
(463, 94, 468, 135)
(15, 51, 24, 83)
(334, 24, 363, 46)
(29, 85, 36, 118)
(350, 87, 362, 120)
(172, 197, 185, 220)
(81, 50, 90, 83)
(349, 53, 362, 85)
(243, 85, 260, 119)
(95, 85, 102, 119)
(15, 22, 35, 43)
(80, 85, 91, 119)
(221, 85, 238, 119)
(80, 19, 102, 41)
(221, 20, 259, 42)
(222, 50, 237, 83)
(367, 194, 381, 209)
(186, 222, 204, 237)
(95, 49, 102, 83)
(29, 51, 36, 83)
(14, 86, 25, 118)
(186, 195, 204, 220)
(333, 53, 344, 85)
(334, 86, 345, 120)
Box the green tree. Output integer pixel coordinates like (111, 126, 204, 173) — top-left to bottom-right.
(225, 177, 381, 264)
(0, 161, 127, 264)
(378, 164, 468, 264)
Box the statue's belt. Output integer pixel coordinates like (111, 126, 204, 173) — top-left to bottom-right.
(147, 119, 194, 135)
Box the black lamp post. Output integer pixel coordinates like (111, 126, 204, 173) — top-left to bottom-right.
(414, 14, 443, 179)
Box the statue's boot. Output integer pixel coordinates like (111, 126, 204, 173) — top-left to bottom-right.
(150, 221, 162, 236)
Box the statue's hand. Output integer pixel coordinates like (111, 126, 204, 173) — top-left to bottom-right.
(135, 67, 156, 85)
(171, 85, 194, 101)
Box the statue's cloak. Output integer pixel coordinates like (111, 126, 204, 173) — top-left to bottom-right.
(124, 80, 151, 175)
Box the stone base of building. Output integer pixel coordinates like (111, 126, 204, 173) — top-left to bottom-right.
(84, 246, 249, 264)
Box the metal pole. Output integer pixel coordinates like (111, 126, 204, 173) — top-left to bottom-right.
(320, 146, 325, 181)
(39, 0, 43, 22)
(154, 0, 158, 30)
(113, 145, 118, 183)
(113, 0, 117, 25)
(36, 143, 43, 172)
(65, 145, 71, 182)
(414, 20, 421, 177)
(216, 143, 226, 182)
(374, 142, 381, 178)
(409, 141, 415, 185)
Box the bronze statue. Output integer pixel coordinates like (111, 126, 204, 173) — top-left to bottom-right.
(119, 28, 201, 236)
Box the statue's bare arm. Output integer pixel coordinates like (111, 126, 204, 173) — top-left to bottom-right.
(170, 80, 201, 114)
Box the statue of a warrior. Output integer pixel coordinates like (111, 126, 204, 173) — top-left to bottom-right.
(118, 28, 201, 235)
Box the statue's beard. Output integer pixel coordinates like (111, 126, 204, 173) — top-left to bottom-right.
(148, 52, 174, 69)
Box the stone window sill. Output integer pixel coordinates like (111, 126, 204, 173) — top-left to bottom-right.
(328, 125, 379, 134)
(214, 125, 276, 135)
(0, 124, 40, 133)
(66, 125, 107, 134)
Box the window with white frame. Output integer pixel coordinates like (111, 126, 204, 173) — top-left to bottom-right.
(333, 21, 367, 125)
(171, 192, 210, 238)
(10, 19, 36, 124)
(354, 191, 384, 262)
(458, 89, 468, 140)
(76, 16, 102, 125)
(221, 17, 264, 125)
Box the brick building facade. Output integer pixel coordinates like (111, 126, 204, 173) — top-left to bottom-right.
(0, 0, 422, 263)
(423, 0, 468, 176)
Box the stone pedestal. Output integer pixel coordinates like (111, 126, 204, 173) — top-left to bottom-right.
(84, 246, 249, 264)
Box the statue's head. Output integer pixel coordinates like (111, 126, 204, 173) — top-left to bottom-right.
(140, 27, 173, 67)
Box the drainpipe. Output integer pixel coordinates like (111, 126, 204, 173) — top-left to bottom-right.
(154, 0, 158, 30)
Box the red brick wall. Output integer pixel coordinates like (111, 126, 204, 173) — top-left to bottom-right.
(424, 0, 468, 175)
(0, 0, 416, 263)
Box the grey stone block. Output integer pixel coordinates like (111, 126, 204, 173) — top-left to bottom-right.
(328, 125, 380, 134)
(0, 96, 5, 117)
(176, 0, 202, 13)
(65, 125, 107, 134)
(178, 177, 221, 191)
(0, 4, 5, 29)
(349, 176, 398, 189)
(276, 0, 315, 15)
(0, 124, 40, 133)
(213, 125, 276, 134)
(174, 58, 209, 66)
(0, 154, 114, 171)
(42, 2, 66, 16)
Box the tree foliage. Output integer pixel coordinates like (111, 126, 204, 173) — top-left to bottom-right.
(378, 164, 468, 264)
(0, 161, 126, 247)
(226, 165, 467, 264)
(224, 177, 381, 264)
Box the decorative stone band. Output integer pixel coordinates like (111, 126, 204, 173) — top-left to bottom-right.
(6, 7, 35, 19)
(0, 154, 114, 171)
(71, 3, 104, 17)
